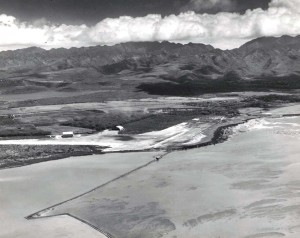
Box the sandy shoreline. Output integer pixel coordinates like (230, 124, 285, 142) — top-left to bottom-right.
(0, 117, 246, 170)
(0, 107, 296, 171)
(1, 93, 299, 170)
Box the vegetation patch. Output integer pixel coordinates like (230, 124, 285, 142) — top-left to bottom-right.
(0, 145, 103, 169)
(60, 112, 151, 131)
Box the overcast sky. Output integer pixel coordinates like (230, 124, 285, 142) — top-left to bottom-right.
(0, 0, 299, 51)
(0, 0, 270, 25)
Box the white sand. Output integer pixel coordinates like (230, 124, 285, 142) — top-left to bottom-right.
(0, 120, 208, 151)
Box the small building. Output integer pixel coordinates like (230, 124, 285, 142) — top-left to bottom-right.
(111, 125, 125, 132)
(62, 131, 74, 138)
(116, 125, 125, 131)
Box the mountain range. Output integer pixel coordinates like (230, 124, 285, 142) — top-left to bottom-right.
(1, 35, 300, 98)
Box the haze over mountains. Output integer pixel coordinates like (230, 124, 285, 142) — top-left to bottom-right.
(1, 35, 300, 98)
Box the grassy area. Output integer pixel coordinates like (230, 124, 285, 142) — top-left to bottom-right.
(241, 94, 300, 108)
(136, 74, 300, 96)
(0, 145, 103, 169)
(0, 116, 50, 137)
(60, 112, 151, 131)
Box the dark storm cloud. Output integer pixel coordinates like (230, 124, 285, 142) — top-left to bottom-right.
(0, 0, 270, 24)
(0, 0, 183, 24)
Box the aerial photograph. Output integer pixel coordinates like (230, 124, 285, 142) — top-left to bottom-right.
(0, 0, 300, 237)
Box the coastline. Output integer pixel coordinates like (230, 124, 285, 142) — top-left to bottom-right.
(0, 118, 247, 170)
(0, 113, 293, 170)
(23, 110, 300, 238)
(22, 120, 256, 238)
(1, 93, 299, 170)
(1, 104, 299, 238)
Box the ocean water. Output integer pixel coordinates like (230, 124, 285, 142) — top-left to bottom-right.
(36, 112, 300, 237)
(0, 152, 157, 238)
(0, 105, 299, 238)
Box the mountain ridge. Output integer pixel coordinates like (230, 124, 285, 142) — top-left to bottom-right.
(0, 35, 300, 97)
(0, 35, 299, 76)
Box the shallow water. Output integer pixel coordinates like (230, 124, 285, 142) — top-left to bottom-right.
(35, 114, 300, 237)
(1, 105, 300, 238)
(0, 152, 158, 238)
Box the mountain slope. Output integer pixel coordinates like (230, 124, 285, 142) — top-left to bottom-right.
(0, 35, 300, 97)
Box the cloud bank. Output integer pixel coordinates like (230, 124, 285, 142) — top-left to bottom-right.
(0, 0, 300, 51)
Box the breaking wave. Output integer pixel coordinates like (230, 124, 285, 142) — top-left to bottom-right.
(232, 119, 279, 134)
(232, 117, 300, 138)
